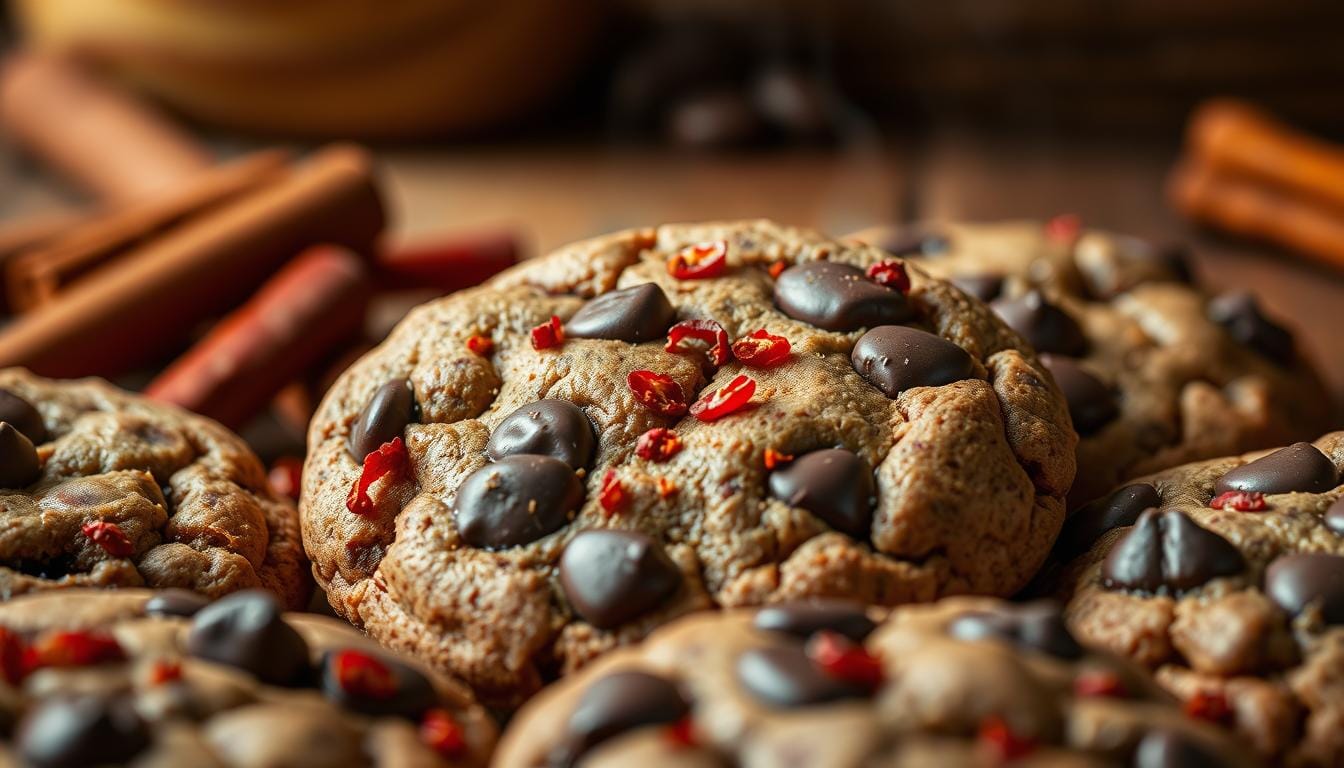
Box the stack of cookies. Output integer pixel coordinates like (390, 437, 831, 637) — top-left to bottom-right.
(0, 218, 1336, 766)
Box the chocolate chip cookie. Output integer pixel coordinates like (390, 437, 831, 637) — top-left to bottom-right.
(301, 220, 1076, 705)
(494, 598, 1250, 767)
(0, 369, 308, 608)
(0, 588, 495, 767)
(1056, 433, 1344, 765)
(849, 220, 1329, 508)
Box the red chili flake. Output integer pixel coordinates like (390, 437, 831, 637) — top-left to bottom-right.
(656, 477, 678, 499)
(599, 470, 629, 516)
(0, 627, 26, 685)
(1045, 213, 1082, 244)
(865, 260, 911, 293)
(978, 716, 1037, 762)
(636, 428, 683, 462)
(732, 329, 791, 368)
(689, 375, 756, 422)
(663, 716, 697, 749)
(466, 334, 495, 356)
(1184, 690, 1233, 724)
(530, 315, 565, 350)
(346, 437, 411, 517)
(1210, 490, 1267, 511)
(627, 370, 689, 417)
(1072, 670, 1126, 698)
(768, 260, 787, 279)
(763, 448, 794, 470)
(806, 631, 884, 691)
(420, 708, 467, 758)
(332, 649, 397, 699)
(148, 660, 183, 686)
(268, 456, 303, 501)
(666, 319, 731, 366)
(80, 521, 134, 558)
(27, 630, 124, 671)
(668, 240, 728, 280)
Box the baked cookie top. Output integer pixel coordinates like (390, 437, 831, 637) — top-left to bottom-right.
(494, 597, 1251, 767)
(1056, 432, 1344, 766)
(0, 588, 495, 767)
(302, 219, 1075, 705)
(849, 220, 1329, 508)
(0, 368, 308, 608)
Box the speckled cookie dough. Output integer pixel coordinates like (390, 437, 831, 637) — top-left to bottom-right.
(302, 220, 1075, 706)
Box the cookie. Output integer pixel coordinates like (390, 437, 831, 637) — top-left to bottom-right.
(0, 369, 308, 608)
(494, 597, 1251, 767)
(0, 588, 495, 766)
(1056, 433, 1344, 765)
(849, 220, 1329, 508)
(301, 220, 1076, 705)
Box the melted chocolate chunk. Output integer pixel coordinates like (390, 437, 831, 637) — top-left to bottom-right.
(950, 274, 1004, 302)
(144, 589, 210, 618)
(557, 670, 690, 764)
(320, 650, 438, 719)
(768, 448, 876, 538)
(947, 601, 1083, 660)
(774, 261, 913, 332)
(1102, 510, 1244, 594)
(1056, 483, 1160, 560)
(1264, 553, 1344, 624)
(1325, 497, 1344, 536)
(754, 599, 876, 643)
(560, 530, 682, 629)
(736, 645, 871, 707)
(851, 325, 975, 398)
(1039, 354, 1117, 436)
(186, 590, 310, 686)
(17, 697, 150, 768)
(487, 400, 596, 469)
(0, 421, 40, 489)
(0, 389, 46, 444)
(566, 283, 677, 343)
(990, 291, 1087, 356)
(1213, 442, 1339, 496)
(1208, 292, 1294, 365)
(1133, 729, 1226, 768)
(454, 456, 583, 549)
(348, 379, 416, 462)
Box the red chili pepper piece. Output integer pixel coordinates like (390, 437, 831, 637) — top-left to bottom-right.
(806, 631, 884, 691)
(663, 716, 697, 748)
(1184, 690, 1233, 724)
(636, 428, 683, 462)
(268, 456, 303, 501)
(656, 477, 678, 498)
(466, 335, 495, 356)
(530, 315, 565, 350)
(763, 448, 794, 469)
(346, 437, 412, 516)
(333, 649, 398, 699)
(1072, 670, 1126, 698)
(599, 470, 629, 516)
(666, 319, 731, 366)
(668, 240, 728, 280)
(689, 375, 756, 422)
(978, 715, 1037, 761)
(1209, 490, 1267, 511)
(0, 628, 26, 685)
(420, 708, 467, 758)
(80, 521, 134, 558)
(27, 630, 124, 671)
(1045, 213, 1082, 244)
(148, 660, 183, 686)
(732, 329, 791, 368)
(865, 260, 911, 293)
(768, 260, 787, 279)
(627, 371, 689, 417)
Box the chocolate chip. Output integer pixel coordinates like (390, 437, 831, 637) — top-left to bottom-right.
(320, 650, 437, 719)
(558, 670, 690, 763)
(851, 326, 975, 398)
(1133, 729, 1226, 768)
(950, 274, 1004, 302)
(774, 261, 913, 332)
(753, 599, 876, 643)
(186, 590, 310, 686)
(487, 400, 596, 469)
(1326, 498, 1344, 535)
(0, 422, 40, 488)
(560, 530, 682, 629)
(144, 589, 210, 618)
(736, 645, 870, 707)
(1102, 510, 1244, 594)
(1039, 354, 1117, 436)
(1265, 553, 1344, 624)
(17, 697, 150, 768)
(566, 283, 677, 343)
(454, 456, 583, 549)
(1056, 483, 1160, 560)
(991, 291, 1087, 356)
(879, 230, 949, 258)
(947, 601, 1082, 660)
(1213, 442, 1338, 496)
(0, 389, 46, 444)
(348, 379, 416, 462)
(768, 448, 876, 538)
(1208, 292, 1294, 365)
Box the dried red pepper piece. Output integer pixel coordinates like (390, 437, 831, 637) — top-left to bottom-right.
(732, 329, 791, 368)
(689, 375, 756, 422)
(1045, 213, 1082, 244)
(148, 660, 183, 686)
(806, 631, 884, 692)
(80, 521, 134, 558)
(627, 371, 689, 417)
(346, 437, 411, 516)
(865, 260, 911, 293)
(420, 708, 467, 758)
(977, 715, 1037, 761)
(466, 334, 495, 356)
(530, 315, 565, 350)
(636, 428, 682, 462)
(0, 628, 26, 685)
(668, 240, 728, 280)
(666, 319, 731, 366)
(599, 470, 629, 516)
(768, 261, 787, 279)
(1072, 670, 1126, 698)
(1209, 490, 1268, 511)
(332, 649, 397, 699)
(763, 448, 793, 469)
(1184, 690, 1233, 724)
(656, 477, 678, 498)
(27, 630, 124, 671)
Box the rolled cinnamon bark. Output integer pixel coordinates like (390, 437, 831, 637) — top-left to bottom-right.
(376, 231, 519, 292)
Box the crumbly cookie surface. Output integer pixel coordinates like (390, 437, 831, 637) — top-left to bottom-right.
(0, 369, 308, 608)
(302, 220, 1075, 705)
(1057, 432, 1344, 766)
(0, 588, 495, 767)
(495, 597, 1251, 767)
(849, 221, 1329, 508)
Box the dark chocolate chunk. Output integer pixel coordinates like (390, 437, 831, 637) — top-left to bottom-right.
(1213, 442, 1339, 496)
(558, 670, 690, 763)
(0, 389, 46, 444)
(754, 599, 876, 643)
(1039, 354, 1117, 436)
(851, 325, 975, 398)
(0, 421, 40, 488)
(560, 530, 682, 629)
(768, 448, 876, 538)
(1326, 497, 1344, 535)
(144, 589, 210, 618)
(1102, 510, 1244, 594)
(454, 456, 583, 549)
(1208, 292, 1294, 365)
(1264, 552, 1344, 624)
(487, 400, 596, 469)
(320, 650, 438, 720)
(947, 601, 1083, 660)
(1133, 729, 1226, 768)
(774, 261, 913, 332)
(736, 645, 870, 707)
(1056, 483, 1160, 560)
(991, 291, 1087, 356)
(348, 379, 416, 462)
(950, 274, 1004, 302)
(186, 590, 310, 686)
(17, 697, 150, 768)
(566, 283, 677, 343)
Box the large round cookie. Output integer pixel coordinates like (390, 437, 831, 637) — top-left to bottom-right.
(495, 597, 1251, 767)
(849, 220, 1329, 508)
(1056, 433, 1344, 766)
(0, 588, 495, 766)
(0, 369, 308, 608)
(302, 220, 1076, 705)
